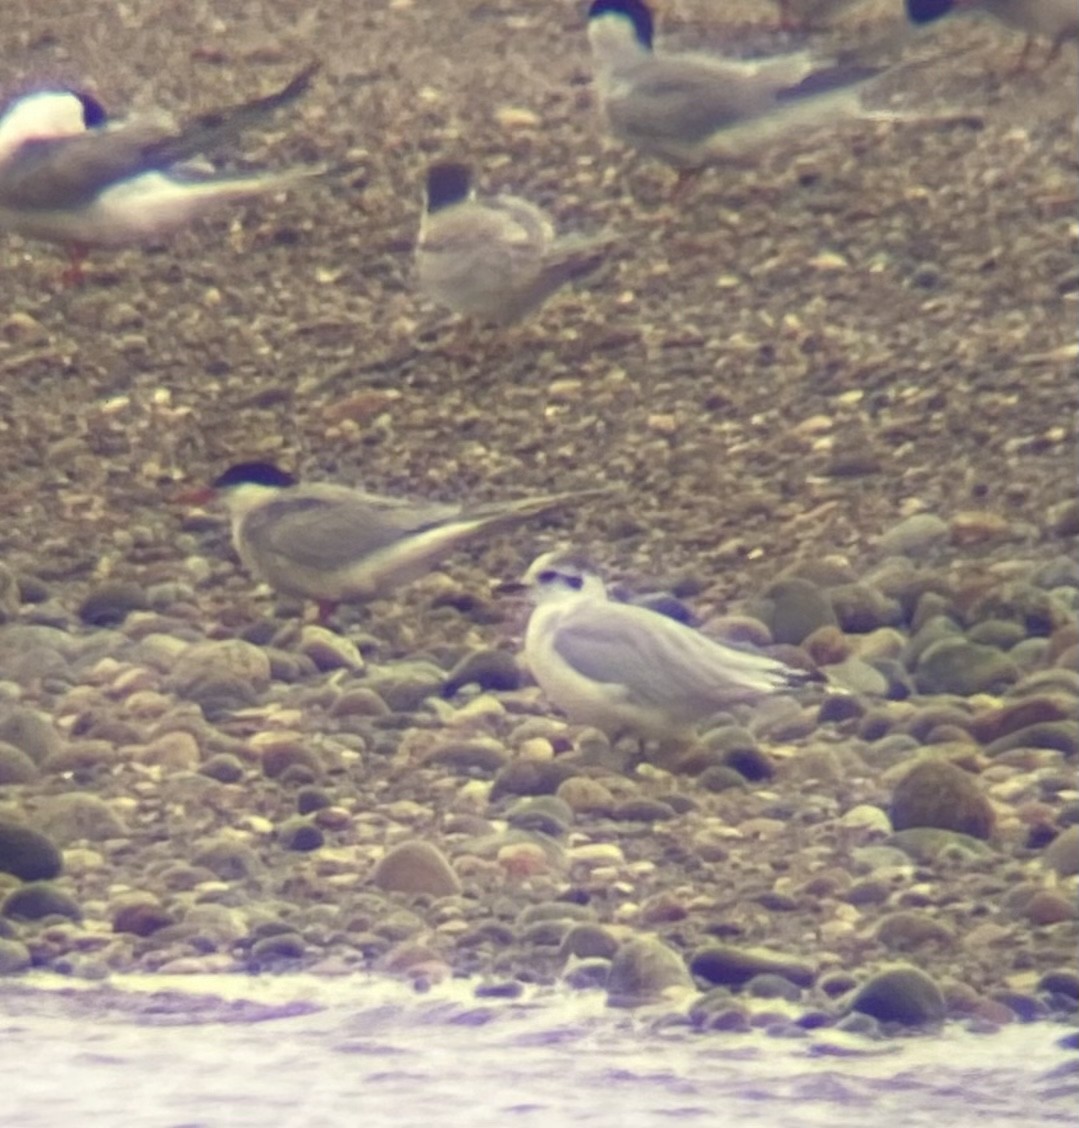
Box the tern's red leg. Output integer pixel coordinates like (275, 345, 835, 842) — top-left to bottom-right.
(60, 244, 89, 286)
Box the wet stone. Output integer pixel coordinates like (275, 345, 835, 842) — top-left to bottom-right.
(3, 882, 82, 922)
(849, 965, 946, 1026)
(200, 753, 246, 783)
(444, 648, 522, 695)
(0, 821, 63, 880)
(689, 944, 816, 989)
(889, 760, 995, 840)
(606, 937, 693, 1008)
(915, 639, 1020, 696)
(277, 817, 324, 852)
(756, 578, 838, 646)
(78, 581, 149, 627)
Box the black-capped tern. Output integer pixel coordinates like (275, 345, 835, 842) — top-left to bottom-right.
(415, 161, 612, 327)
(907, 0, 1078, 66)
(587, 0, 888, 194)
(189, 463, 607, 622)
(0, 63, 319, 281)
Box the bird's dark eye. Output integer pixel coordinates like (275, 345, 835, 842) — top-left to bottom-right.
(566, 575, 583, 590)
(537, 569, 559, 584)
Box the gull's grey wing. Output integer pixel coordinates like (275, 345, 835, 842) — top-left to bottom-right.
(0, 63, 318, 211)
(242, 491, 463, 573)
(552, 599, 806, 711)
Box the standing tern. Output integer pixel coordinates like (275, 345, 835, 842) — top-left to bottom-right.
(0, 62, 320, 280)
(415, 161, 613, 327)
(518, 550, 817, 744)
(187, 463, 607, 622)
(587, 0, 890, 195)
(906, 0, 1078, 67)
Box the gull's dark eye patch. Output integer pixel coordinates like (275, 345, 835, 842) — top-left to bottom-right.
(565, 574, 584, 591)
(537, 569, 560, 584)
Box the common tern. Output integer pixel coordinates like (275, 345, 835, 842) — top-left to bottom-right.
(415, 161, 612, 327)
(519, 550, 816, 743)
(189, 463, 605, 621)
(907, 0, 1078, 66)
(587, 0, 888, 193)
(0, 63, 319, 280)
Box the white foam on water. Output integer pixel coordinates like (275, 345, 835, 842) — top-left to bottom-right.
(0, 973, 1074, 1127)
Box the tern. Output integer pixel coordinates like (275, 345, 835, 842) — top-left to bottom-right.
(519, 550, 817, 744)
(906, 0, 1078, 67)
(587, 0, 888, 194)
(0, 62, 320, 281)
(415, 161, 612, 327)
(188, 462, 606, 622)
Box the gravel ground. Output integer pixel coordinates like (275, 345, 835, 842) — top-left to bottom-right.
(0, 0, 1076, 1033)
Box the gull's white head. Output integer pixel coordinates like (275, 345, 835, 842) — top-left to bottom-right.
(0, 89, 106, 160)
(522, 550, 608, 604)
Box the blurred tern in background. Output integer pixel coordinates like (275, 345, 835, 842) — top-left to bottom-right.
(415, 161, 613, 327)
(586, 0, 891, 195)
(518, 550, 817, 745)
(0, 62, 320, 282)
(188, 462, 606, 622)
(906, 0, 1078, 67)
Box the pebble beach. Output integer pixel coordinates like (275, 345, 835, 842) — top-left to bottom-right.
(0, 0, 1076, 1040)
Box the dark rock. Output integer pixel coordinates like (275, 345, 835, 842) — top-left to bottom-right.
(849, 965, 945, 1025)
(199, 753, 246, 783)
(490, 758, 576, 801)
(78, 581, 148, 627)
(985, 721, 1078, 759)
(112, 902, 174, 937)
(915, 639, 1019, 696)
(558, 923, 620, 961)
(606, 937, 692, 1007)
(250, 933, 306, 962)
(690, 944, 815, 988)
(506, 796, 573, 837)
(277, 817, 324, 852)
(261, 741, 324, 781)
(0, 821, 62, 880)
(445, 649, 522, 696)
(889, 760, 995, 839)
(3, 882, 82, 921)
(757, 578, 838, 646)
(828, 583, 902, 633)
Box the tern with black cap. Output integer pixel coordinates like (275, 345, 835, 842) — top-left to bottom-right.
(587, 0, 892, 195)
(190, 463, 608, 622)
(415, 161, 613, 327)
(0, 63, 320, 281)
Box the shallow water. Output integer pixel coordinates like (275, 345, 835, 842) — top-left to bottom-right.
(1, 974, 1075, 1127)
